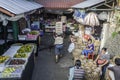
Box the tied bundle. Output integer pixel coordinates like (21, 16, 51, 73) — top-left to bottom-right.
(84, 12, 100, 27)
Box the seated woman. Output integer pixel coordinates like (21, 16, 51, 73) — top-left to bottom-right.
(82, 39, 94, 57)
(94, 47, 110, 80)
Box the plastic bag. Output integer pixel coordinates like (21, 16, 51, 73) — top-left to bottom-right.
(68, 43, 75, 53)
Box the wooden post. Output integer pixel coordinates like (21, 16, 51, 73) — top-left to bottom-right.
(117, 0, 120, 7)
(12, 21, 19, 40)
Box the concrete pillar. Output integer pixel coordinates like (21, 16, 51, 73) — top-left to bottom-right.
(100, 22, 110, 50)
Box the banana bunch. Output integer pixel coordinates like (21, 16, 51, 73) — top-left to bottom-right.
(0, 56, 9, 63)
(14, 53, 27, 58)
(17, 44, 32, 53)
(2, 66, 23, 78)
(29, 30, 39, 35)
(2, 67, 15, 77)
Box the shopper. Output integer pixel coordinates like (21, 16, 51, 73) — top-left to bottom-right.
(54, 33, 63, 63)
(68, 60, 85, 80)
(108, 58, 120, 80)
(82, 39, 94, 58)
(94, 47, 110, 80)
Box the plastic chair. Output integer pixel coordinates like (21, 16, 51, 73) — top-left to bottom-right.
(88, 52, 94, 60)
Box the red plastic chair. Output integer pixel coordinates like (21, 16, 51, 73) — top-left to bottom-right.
(88, 52, 94, 60)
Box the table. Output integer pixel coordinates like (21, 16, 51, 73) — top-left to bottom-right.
(0, 46, 35, 80)
(3, 46, 21, 57)
(7, 35, 40, 57)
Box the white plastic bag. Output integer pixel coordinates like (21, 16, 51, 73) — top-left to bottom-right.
(68, 43, 75, 53)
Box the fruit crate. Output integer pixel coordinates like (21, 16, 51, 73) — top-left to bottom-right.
(0, 56, 10, 67)
(13, 53, 29, 59)
(0, 65, 24, 78)
(7, 58, 27, 70)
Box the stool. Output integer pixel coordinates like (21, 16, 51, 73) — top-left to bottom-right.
(88, 52, 94, 59)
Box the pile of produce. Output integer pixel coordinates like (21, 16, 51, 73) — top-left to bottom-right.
(9, 59, 26, 65)
(14, 53, 27, 58)
(0, 56, 9, 63)
(14, 44, 33, 58)
(80, 57, 100, 80)
(29, 30, 39, 35)
(1, 66, 23, 78)
(17, 44, 33, 53)
(74, 55, 100, 80)
(84, 12, 100, 27)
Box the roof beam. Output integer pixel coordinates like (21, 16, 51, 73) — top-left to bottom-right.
(0, 7, 15, 17)
(87, 0, 114, 11)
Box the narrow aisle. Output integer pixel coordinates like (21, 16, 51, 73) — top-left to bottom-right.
(32, 33, 73, 80)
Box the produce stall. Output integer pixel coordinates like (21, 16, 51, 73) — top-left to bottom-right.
(8, 30, 40, 57)
(0, 44, 35, 80)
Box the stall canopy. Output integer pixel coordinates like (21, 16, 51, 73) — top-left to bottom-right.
(72, 0, 105, 9)
(0, 0, 43, 16)
(35, 0, 84, 9)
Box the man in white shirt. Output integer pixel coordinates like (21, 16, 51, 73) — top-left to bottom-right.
(54, 34, 63, 63)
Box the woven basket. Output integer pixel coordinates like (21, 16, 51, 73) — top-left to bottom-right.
(85, 72, 100, 80)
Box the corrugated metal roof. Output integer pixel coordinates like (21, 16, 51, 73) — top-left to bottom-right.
(0, 0, 43, 15)
(35, 0, 84, 9)
(72, 0, 105, 8)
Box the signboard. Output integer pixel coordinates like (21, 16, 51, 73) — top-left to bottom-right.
(61, 16, 66, 23)
(55, 22, 63, 34)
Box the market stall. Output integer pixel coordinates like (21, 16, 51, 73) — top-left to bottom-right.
(8, 30, 40, 57)
(0, 44, 35, 80)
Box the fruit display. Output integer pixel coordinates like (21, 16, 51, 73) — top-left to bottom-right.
(17, 44, 33, 53)
(14, 53, 27, 58)
(0, 56, 9, 64)
(9, 59, 26, 65)
(29, 30, 39, 35)
(1, 66, 23, 78)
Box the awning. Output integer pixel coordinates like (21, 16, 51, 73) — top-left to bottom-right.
(0, 0, 43, 15)
(72, 0, 105, 9)
(35, 0, 84, 9)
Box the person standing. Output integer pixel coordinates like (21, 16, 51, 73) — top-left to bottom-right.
(108, 58, 120, 80)
(68, 60, 85, 80)
(54, 34, 63, 63)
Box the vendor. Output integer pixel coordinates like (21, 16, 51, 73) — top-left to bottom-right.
(94, 47, 110, 80)
(82, 39, 94, 57)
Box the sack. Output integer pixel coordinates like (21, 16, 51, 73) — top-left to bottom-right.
(97, 59, 106, 65)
